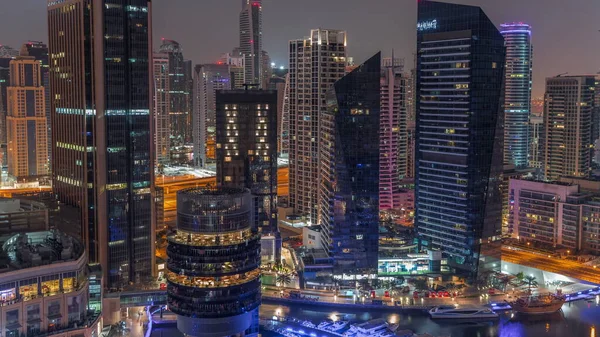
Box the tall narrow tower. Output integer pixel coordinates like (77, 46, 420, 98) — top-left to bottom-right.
(48, 0, 155, 287)
(288, 29, 347, 225)
(501, 23, 533, 168)
(240, 0, 262, 86)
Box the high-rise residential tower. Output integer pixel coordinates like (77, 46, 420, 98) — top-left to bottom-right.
(153, 53, 171, 167)
(6, 57, 49, 179)
(215, 88, 280, 261)
(48, 0, 155, 287)
(159, 39, 192, 148)
(0, 58, 11, 168)
(289, 29, 347, 225)
(192, 64, 232, 168)
(320, 52, 381, 274)
(415, 0, 506, 277)
(501, 23, 533, 168)
(240, 0, 262, 86)
(20, 42, 51, 170)
(379, 57, 407, 211)
(542, 75, 595, 181)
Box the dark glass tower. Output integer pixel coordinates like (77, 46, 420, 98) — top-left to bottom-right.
(159, 39, 192, 149)
(415, 0, 505, 278)
(48, 0, 155, 287)
(215, 89, 280, 261)
(320, 52, 381, 275)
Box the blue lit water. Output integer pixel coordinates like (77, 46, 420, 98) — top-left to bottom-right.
(260, 299, 600, 337)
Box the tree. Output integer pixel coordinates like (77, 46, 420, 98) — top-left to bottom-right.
(498, 277, 511, 292)
(523, 275, 538, 294)
(412, 278, 429, 292)
(394, 275, 405, 286)
(515, 272, 525, 285)
(276, 273, 292, 287)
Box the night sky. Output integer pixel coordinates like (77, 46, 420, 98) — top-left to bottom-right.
(1, 0, 598, 97)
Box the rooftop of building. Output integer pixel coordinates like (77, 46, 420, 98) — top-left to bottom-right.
(0, 197, 47, 214)
(0, 230, 84, 273)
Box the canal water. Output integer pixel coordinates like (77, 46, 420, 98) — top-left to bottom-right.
(260, 298, 600, 337)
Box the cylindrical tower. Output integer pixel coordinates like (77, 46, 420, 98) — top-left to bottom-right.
(167, 187, 261, 337)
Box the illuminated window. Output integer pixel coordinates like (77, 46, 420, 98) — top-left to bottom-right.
(492, 62, 497, 69)
(225, 176, 232, 182)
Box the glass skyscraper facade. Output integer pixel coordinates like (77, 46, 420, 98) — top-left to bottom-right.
(415, 0, 506, 277)
(501, 23, 533, 168)
(320, 52, 381, 275)
(48, 0, 155, 287)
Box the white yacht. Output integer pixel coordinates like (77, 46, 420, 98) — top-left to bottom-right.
(344, 319, 397, 337)
(429, 305, 499, 320)
(326, 320, 349, 331)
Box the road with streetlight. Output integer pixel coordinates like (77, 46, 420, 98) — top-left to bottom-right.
(501, 247, 600, 285)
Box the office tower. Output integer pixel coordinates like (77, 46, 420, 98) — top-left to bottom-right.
(501, 23, 533, 168)
(159, 39, 192, 148)
(529, 115, 544, 174)
(192, 64, 232, 167)
(0, 45, 19, 58)
(415, 0, 506, 277)
(167, 188, 261, 337)
(261, 50, 272, 89)
(239, 0, 262, 86)
(0, 58, 11, 168)
(593, 76, 600, 164)
(320, 52, 381, 273)
(48, 0, 155, 287)
(379, 57, 407, 211)
(215, 89, 280, 260)
(542, 76, 595, 181)
(6, 57, 49, 179)
(153, 53, 171, 167)
(20, 42, 51, 171)
(289, 29, 347, 225)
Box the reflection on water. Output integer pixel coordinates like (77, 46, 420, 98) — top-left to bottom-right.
(261, 298, 600, 337)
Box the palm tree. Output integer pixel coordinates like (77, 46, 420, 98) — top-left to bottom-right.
(523, 276, 538, 294)
(498, 277, 511, 292)
(394, 275, 405, 286)
(515, 272, 525, 285)
(412, 278, 429, 292)
(277, 273, 292, 288)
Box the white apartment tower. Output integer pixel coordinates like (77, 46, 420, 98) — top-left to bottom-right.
(288, 29, 347, 224)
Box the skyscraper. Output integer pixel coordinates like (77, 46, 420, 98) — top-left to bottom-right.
(239, 0, 262, 86)
(380, 57, 407, 211)
(415, 0, 506, 277)
(159, 39, 192, 149)
(501, 23, 533, 168)
(153, 53, 171, 167)
(542, 75, 595, 181)
(6, 57, 49, 179)
(48, 0, 155, 287)
(167, 188, 260, 337)
(192, 64, 232, 168)
(215, 88, 280, 261)
(20, 42, 51, 170)
(0, 58, 12, 168)
(320, 52, 381, 274)
(289, 29, 347, 225)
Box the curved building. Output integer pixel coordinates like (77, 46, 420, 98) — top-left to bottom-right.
(0, 230, 101, 337)
(501, 23, 533, 168)
(167, 188, 261, 337)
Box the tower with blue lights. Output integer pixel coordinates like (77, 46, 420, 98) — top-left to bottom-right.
(501, 23, 533, 168)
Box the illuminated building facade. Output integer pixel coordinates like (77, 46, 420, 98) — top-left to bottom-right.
(167, 188, 260, 337)
(239, 0, 262, 86)
(153, 53, 171, 167)
(48, 0, 155, 287)
(215, 89, 280, 260)
(289, 29, 347, 224)
(501, 23, 533, 168)
(415, 0, 505, 277)
(0, 230, 101, 337)
(542, 76, 595, 181)
(193, 64, 232, 168)
(380, 57, 408, 210)
(6, 57, 49, 179)
(320, 52, 381, 274)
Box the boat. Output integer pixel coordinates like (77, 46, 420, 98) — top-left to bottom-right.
(344, 318, 398, 337)
(326, 320, 349, 331)
(317, 321, 331, 329)
(507, 292, 566, 315)
(301, 320, 316, 328)
(428, 305, 499, 320)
